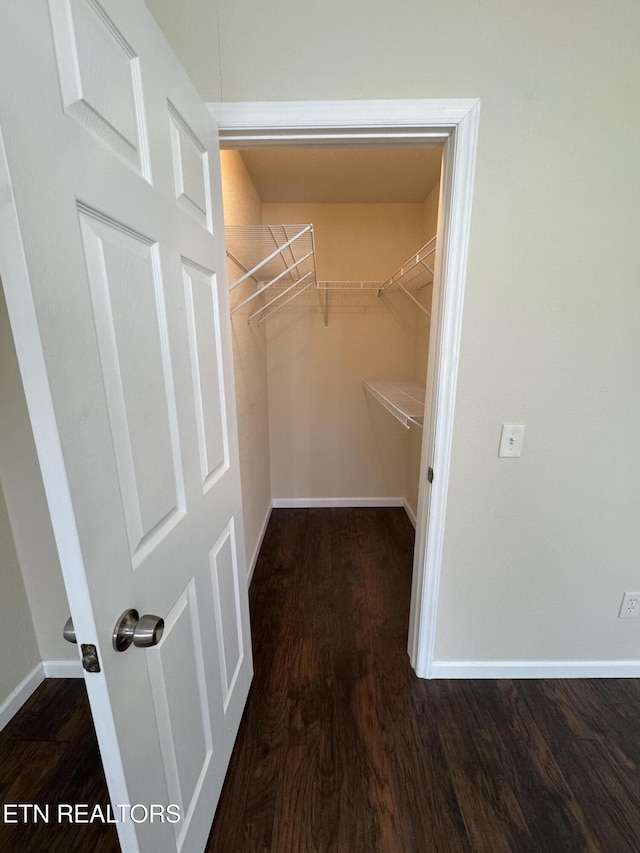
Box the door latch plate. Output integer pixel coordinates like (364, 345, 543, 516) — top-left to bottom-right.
(81, 643, 101, 673)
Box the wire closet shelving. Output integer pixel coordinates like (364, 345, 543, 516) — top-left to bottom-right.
(226, 224, 436, 430)
(226, 225, 318, 325)
(377, 234, 436, 318)
(225, 225, 436, 327)
(363, 380, 426, 429)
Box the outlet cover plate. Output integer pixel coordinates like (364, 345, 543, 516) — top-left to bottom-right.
(619, 592, 640, 618)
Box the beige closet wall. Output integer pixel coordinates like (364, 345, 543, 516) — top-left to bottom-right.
(405, 182, 440, 521)
(263, 202, 423, 502)
(0, 483, 40, 708)
(220, 151, 272, 574)
(0, 286, 72, 666)
(415, 183, 440, 385)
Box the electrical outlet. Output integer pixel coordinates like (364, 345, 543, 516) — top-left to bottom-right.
(619, 592, 640, 618)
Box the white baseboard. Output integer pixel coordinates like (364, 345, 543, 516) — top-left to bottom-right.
(0, 663, 44, 732)
(247, 502, 273, 585)
(272, 497, 405, 509)
(42, 659, 84, 678)
(403, 499, 417, 528)
(429, 660, 640, 679)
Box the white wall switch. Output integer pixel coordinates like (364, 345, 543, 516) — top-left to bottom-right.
(498, 424, 525, 457)
(619, 592, 640, 618)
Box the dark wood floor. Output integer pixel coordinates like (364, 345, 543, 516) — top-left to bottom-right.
(0, 676, 117, 852)
(207, 508, 640, 852)
(4, 508, 640, 852)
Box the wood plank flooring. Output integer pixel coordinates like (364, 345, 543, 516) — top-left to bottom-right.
(4, 508, 640, 851)
(207, 508, 640, 852)
(0, 677, 118, 852)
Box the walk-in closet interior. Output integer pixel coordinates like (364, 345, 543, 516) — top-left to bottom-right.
(220, 145, 443, 574)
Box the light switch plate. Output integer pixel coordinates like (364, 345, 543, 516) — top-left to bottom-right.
(499, 424, 525, 457)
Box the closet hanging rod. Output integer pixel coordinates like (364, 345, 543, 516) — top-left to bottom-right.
(228, 224, 313, 292)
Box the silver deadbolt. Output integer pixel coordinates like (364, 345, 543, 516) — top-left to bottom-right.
(81, 644, 101, 673)
(112, 609, 164, 652)
(63, 618, 101, 673)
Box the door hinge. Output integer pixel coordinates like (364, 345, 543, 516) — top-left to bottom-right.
(427, 466, 434, 483)
(81, 644, 101, 673)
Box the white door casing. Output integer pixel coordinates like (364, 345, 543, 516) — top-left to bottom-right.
(0, 2, 252, 851)
(208, 100, 480, 679)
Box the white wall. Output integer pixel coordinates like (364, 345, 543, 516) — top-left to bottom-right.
(148, 0, 640, 664)
(220, 151, 272, 573)
(0, 285, 73, 667)
(144, 0, 221, 101)
(263, 202, 422, 502)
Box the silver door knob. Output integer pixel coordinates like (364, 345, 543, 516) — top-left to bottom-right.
(112, 609, 164, 652)
(63, 616, 77, 644)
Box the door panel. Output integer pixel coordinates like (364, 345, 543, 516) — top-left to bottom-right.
(0, 2, 252, 851)
(210, 521, 245, 709)
(49, 0, 151, 178)
(147, 580, 214, 844)
(78, 208, 186, 558)
(169, 104, 213, 231)
(182, 261, 228, 490)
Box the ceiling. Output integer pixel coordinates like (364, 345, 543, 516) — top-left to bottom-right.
(237, 146, 443, 205)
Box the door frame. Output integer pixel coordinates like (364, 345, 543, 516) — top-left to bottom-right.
(208, 99, 480, 678)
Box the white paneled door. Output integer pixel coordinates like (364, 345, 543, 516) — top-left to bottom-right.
(0, 2, 252, 851)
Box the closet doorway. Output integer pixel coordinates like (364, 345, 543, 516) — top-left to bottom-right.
(209, 100, 480, 678)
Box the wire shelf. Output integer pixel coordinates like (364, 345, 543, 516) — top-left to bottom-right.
(317, 281, 385, 291)
(226, 224, 318, 323)
(377, 235, 436, 317)
(225, 224, 436, 325)
(268, 281, 384, 291)
(226, 224, 316, 289)
(363, 379, 426, 429)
